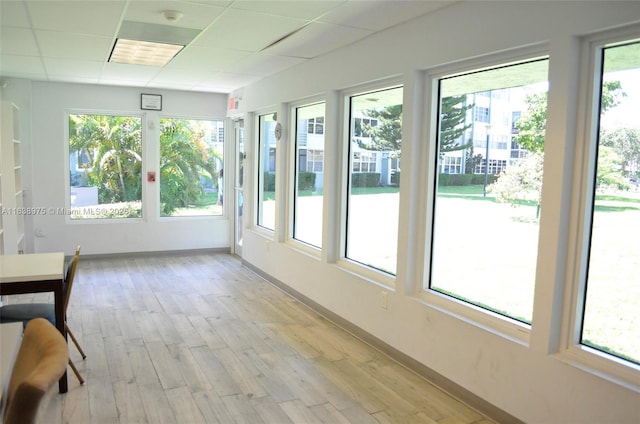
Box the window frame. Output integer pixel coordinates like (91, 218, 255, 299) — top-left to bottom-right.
(419, 48, 551, 344)
(157, 114, 225, 219)
(255, 111, 278, 232)
(65, 110, 145, 222)
(288, 98, 327, 252)
(336, 79, 403, 286)
(560, 26, 640, 390)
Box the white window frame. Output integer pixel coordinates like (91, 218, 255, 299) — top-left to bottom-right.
(287, 98, 326, 253)
(337, 79, 403, 287)
(255, 110, 278, 232)
(158, 115, 226, 219)
(65, 110, 145, 222)
(560, 26, 640, 390)
(419, 47, 550, 345)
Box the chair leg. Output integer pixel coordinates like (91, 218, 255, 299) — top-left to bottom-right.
(65, 324, 87, 359)
(68, 359, 84, 385)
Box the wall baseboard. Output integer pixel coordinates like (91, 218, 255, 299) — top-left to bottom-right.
(243, 259, 524, 424)
(71, 247, 229, 261)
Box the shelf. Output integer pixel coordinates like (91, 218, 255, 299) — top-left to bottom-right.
(1, 101, 24, 255)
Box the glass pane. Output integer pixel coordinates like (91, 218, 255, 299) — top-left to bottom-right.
(258, 113, 276, 230)
(236, 122, 245, 248)
(159, 118, 224, 217)
(293, 103, 325, 247)
(294, 103, 326, 248)
(69, 114, 142, 219)
(346, 86, 403, 274)
(430, 58, 549, 323)
(582, 40, 640, 364)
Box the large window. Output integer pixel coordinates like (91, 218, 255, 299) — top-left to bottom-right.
(159, 118, 224, 217)
(582, 39, 640, 364)
(346, 86, 402, 275)
(429, 58, 549, 323)
(68, 114, 142, 219)
(293, 103, 325, 248)
(257, 113, 277, 230)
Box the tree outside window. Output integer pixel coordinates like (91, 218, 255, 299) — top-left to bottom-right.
(159, 118, 224, 217)
(68, 114, 142, 219)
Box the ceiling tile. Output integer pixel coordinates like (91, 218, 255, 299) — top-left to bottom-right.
(26, 0, 126, 36)
(232, 53, 306, 77)
(194, 71, 261, 92)
(100, 62, 162, 83)
(263, 21, 371, 59)
(319, 0, 452, 31)
(1, 27, 40, 56)
(0, 54, 47, 78)
(36, 31, 113, 61)
(192, 7, 307, 52)
(0, 1, 31, 28)
(43, 57, 103, 81)
(124, 1, 226, 30)
(229, 0, 344, 20)
(151, 65, 213, 84)
(165, 45, 251, 71)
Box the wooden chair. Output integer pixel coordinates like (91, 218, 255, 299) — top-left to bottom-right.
(0, 246, 85, 384)
(3, 318, 69, 424)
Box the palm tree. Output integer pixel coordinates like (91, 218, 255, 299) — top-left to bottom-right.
(159, 119, 222, 215)
(69, 114, 142, 205)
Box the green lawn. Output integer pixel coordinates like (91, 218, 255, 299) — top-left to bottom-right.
(168, 192, 222, 216)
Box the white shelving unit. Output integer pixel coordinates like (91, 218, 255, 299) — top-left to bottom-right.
(0, 101, 25, 254)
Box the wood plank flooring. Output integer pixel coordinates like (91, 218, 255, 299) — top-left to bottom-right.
(15, 252, 494, 423)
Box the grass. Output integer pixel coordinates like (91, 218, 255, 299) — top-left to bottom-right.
(167, 192, 222, 216)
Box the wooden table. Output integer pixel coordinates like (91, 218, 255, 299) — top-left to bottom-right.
(0, 252, 68, 393)
(0, 322, 23, 414)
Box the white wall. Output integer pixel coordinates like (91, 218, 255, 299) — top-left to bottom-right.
(2, 81, 230, 255)
(235, 2, 640, 423)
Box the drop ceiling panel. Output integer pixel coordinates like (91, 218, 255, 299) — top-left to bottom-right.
(151, 65, 216, 84)
(1, 27, 40, 56)
(26, 0, 126, 35)
(100, 62, 162, 83)
(192, 8, 308, 52)
(229, 0, 344, 20)
(194, 71, 262, 92)
(124, 1, 226, 30)
(43, 58, 103, 81)
(319, 0, 452, 31)
(263, 21, 372, 59)
(165, 46, 251, 71)
(35, 31, 113, 61)
(0, 55, 46, 78)
(0, 1, 31, 28)
(231, 53, 306, 77)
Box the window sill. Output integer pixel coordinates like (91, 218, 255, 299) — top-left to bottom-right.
(555, 345, 640, 393)
(419, 290, 531, 347)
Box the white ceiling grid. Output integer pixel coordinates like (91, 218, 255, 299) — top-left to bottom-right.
(0, 0, 453, 93)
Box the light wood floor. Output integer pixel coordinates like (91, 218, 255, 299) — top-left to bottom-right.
(23, 252, 493, 423)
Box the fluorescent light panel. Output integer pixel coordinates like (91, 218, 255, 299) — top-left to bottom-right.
(109, 38, 184, 67)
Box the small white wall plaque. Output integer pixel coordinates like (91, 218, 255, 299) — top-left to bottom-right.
(141, 94, 162, 111)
